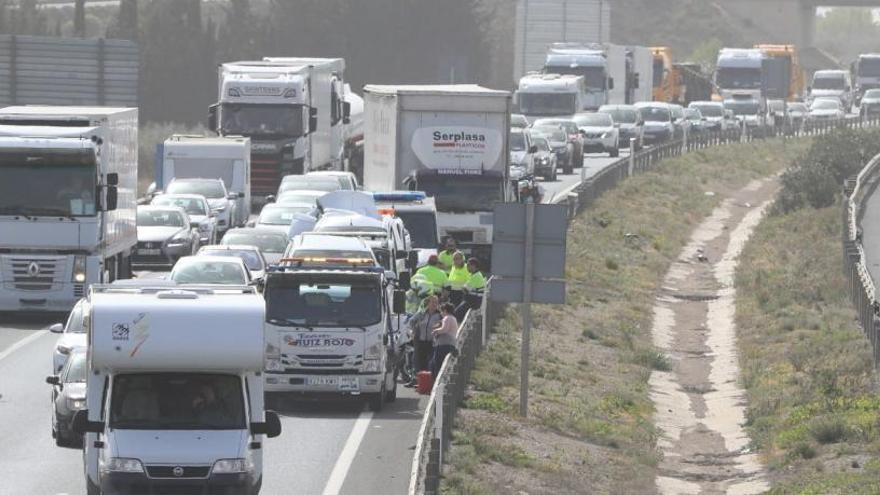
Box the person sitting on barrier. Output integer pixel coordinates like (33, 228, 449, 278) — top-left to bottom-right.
(454, 258, 486, 321)
(446, 252, 470, 306)
(406, 295, 442, 387)
(430, 302, 459, 378)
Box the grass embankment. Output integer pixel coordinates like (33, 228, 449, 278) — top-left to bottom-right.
(441, 139, 806, 494)
(736, 196, 880, 492)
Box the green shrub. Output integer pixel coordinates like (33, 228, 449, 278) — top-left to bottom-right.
(809, 416, 849, 444)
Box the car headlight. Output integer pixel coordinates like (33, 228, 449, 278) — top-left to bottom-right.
(212, 458, 251, 474)
(67, 398, 86, 410)
(362, 359, 382, 373)
(102, 458, 144, 473)
(72, 255, 86, 283)
(167, 233, 190, 246)
(198, 222, 212, 233)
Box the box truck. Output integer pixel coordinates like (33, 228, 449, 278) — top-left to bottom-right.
(74, 284, 281, 495)
(362, 85, 512, 262)
(157, 135, 252, 228)
(0, 106, 137, 312)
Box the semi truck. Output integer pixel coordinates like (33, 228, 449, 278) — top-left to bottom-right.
(362, 84, 512, 263)
(652, 47, 679, 102)
(0, 106, 137, 312)
(754, 44, 805, 101)
(157, 135, 252, 228)
(515, 73, 586, 121)
(853, 53, 880, 106)
(74, 284, 281, 495)
(714, 48, 767, 124)
(263, 234, 406, 411)
(263, 57, 350, 173)
(209, 61, 317, 203)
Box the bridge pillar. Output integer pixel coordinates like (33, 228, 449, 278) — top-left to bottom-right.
(800, 2, 817, 47)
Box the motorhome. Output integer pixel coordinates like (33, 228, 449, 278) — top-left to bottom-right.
(515, 73, 586, 121)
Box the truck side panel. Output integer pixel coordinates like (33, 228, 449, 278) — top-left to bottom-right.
(363, 92, 400, 191)
(607, 44, 627, 104)
(632, 47, 654, 103)
(100, 109, 138, 259)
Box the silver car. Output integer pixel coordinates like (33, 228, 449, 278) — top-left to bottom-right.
(150, 193, 217, 245)
(165, 178, 240, 233)
(573, 112, 619, 156)
(220, 228, 290, 265)
(133, 205, 200, 268)
(46, 348, 87, 447)
(197, 244, 268, 282)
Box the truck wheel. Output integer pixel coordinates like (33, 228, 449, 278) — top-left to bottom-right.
(368, 392, 384, 412)
(609, 147, 619, 158)
(385, 377, 397, 403)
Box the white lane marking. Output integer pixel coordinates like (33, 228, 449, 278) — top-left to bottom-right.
(0, 330, 48, 364)
(321, 411, 374, 495)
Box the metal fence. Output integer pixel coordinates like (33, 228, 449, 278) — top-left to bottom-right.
(843, 153, 880, 370)
(408, 113, 880, 495)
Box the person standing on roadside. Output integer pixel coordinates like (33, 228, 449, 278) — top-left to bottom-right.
(446, 252, 469, 306)
(430, 302, 459, 378)
(406, 295, 442, 386)
(437, 237, 462, 272)
(454, 257, 486, 321)
(415, 254, 448, 295)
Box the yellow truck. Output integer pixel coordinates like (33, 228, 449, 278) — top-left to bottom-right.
(754, 44, 805, 101)
(652, 47, 680, 102)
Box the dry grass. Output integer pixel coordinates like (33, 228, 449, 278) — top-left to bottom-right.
(441, 139, 805, 494)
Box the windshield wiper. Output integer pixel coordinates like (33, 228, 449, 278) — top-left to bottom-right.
(20, 207, 79, 221)
(0, 206, 33, 220)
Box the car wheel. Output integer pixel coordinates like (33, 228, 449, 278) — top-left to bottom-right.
(368, 391, 384, 412)
(385, 374, 397, 403)
(609, 146, 619, 158)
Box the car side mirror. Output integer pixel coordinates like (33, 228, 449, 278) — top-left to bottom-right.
(393, 289, 407, 314)
(49, 323, 64, 334)
(227, 193, 238, 200)
(45, 375, 61, 386)
(238, 192, 245, 199)
(608, 77, 615, 90)
(105, 186, 118, 212)
(528, 145, 538, 154)
(309, 108, 318, 133)
(265, 195, 276, 204)
(579, 129, 587, 136)
(398, 271, 411, 291)
(208, 104, 219, 132)
(252, 411, 282, 438)
(407, 251, 419, 271)
(343, 101, 352, 124)
(106, 172, 119, 186)
(71, 410, 104, 435)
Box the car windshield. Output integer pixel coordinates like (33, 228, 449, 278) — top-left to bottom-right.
(511, 114, 529, 127)
(725, 100, 759, 115)
(533, 120, 577, 134)
(532, 138, 551, 152)
(277, 192, 323, 206)
(685, 109, 702, 120)
(813, 76, 845, 90)
(599, 108, 638, 124)
(573, 113, 613, 127)
(259, 205, 313, 225)
(789, 103, 808, 113)
(639, 106, 671, 122)
(715, 67, 762, 89)
(865, 89, 880, 99)
(518, 93, 577, 116)
(279, 178, 341, 194)
(200, 249, 263, 271)
(395, 211, 438, 249)
(418, 175, 503, 212)
(152, 196, 207, 216)
(265, 278, 382, 327)
(545, 65, 606, 89)
(531, 127, 567, 142)
(64, 353, 88, 383)
(0, 148, 97, 218)
(167, 181, 225, 199)
(171, 260, 247, 285)
(220, 103, 305, 137)
(221, 230, 289, 254)
(812, 99, 840, 110)
(509, 131, 526, 151)
(138, 209, 186, 227)
(110, 373, 245, 430)
(691, 104, 723, 117)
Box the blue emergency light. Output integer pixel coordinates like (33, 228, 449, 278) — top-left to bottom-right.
(372, 191, 427, 202)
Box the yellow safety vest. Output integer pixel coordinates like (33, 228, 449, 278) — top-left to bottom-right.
(466, 271, 486, 292)
(438, 249, 461, 271)
(447, 265, 470, 290)
(416, 265, 448, 292)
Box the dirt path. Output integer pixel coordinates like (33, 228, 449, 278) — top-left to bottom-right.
(649, 178, 777, 495)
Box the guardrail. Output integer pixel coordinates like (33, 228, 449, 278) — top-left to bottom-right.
(843, 151, 880, 370)
(408, 113, 880, 495)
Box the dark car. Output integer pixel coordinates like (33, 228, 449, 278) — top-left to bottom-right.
(530, 126, 569, 177)
(46, 348, 87, 447)
(132, 205, 200, 268)
(531, 118, 583, 172)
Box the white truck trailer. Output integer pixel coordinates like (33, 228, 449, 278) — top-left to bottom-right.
(515, 73, 586, 121)
(263, 57, 349, 174)
(363, 85, 512, 264)
(0, 106, 137, 312)
(210, 61, 317, 202)
(74, 284, 281, 495)
(159, 135, 252, 228)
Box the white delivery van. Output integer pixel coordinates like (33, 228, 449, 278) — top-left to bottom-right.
(72, 284, 281, 495)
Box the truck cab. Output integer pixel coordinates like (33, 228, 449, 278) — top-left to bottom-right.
(373, 191, 440, 270)
(263, 234, 407, 411)
(714, 48, 765, 104)
(854, 54, 880, 106)
(515, 73, 585, 122)
(810, 70, 854, 113)
(544, 43, 616, 111)
(73, 284, 280, 495)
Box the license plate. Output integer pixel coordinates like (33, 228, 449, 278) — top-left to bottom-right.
(306, 377, 337, 386)
(138, 249, 161, 256)
(338, 377, 359, 391)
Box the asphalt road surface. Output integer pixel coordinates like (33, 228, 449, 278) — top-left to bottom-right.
(0, 150, 623, 494)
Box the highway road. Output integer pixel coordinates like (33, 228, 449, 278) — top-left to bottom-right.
(0, 150, 623, 494)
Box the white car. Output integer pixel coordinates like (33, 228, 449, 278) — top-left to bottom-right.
(275, 174, 343, 198)
(150, 193, 217, 245)
(220, 227, 290, 265)
(573, 112, 619, 157)
(688, 101, 736, 133)
(808, 98, 845, 121)
(275, 189, 329, 207)
(49, 299, 87, 374)
(165, 178, 239, 233)
(169, 255, 252, 285)
(253, 203, 316, 233)
(197, 244, 268, 282)
(306, 170, 359, 190)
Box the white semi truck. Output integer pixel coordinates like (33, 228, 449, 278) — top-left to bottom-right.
(158, 135, 252, 228)
(715, 48, 768, 127)
(515, 73, 587, 122)
(363, 85, 512, 264)
(263, 57, 350, 174)
(73, 284, 281, 495)
(210, 61, 317, 202)
(0, 106, 137, 312)
(263, 234, 407, 411)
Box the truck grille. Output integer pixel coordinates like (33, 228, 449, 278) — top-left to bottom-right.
(3, 256, 65, 291)
(281, 353, 363, 372)
(251, 158, 282, 195)
(145, 465, 210, 479)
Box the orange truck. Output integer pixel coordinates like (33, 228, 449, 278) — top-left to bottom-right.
(754, 44, 805, 101)
(652, 47, 680, 102)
